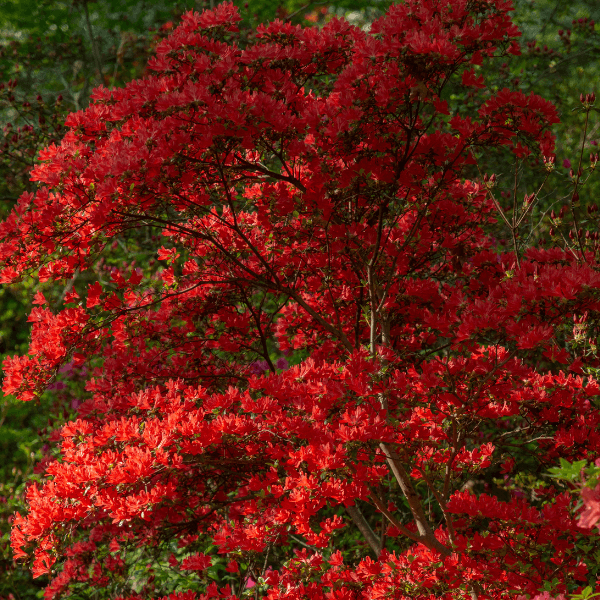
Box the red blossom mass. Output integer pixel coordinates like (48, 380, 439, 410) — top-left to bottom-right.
(1, 0, 600, 599)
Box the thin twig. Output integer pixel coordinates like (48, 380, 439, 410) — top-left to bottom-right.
(81, 0, 104, 83)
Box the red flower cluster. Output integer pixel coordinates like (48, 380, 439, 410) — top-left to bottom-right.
(1, 1, 599, 599)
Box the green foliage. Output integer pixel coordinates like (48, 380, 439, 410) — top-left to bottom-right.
(548, 458, 600, 488)
(573, 586, 600, 600)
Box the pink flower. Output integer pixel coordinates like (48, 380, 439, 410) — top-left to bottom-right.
(578, 482, 600, 530)
(275, 357, 289, 370)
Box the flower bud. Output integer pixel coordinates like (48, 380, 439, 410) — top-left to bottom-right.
(580, 93, 595, 108)
(483, 173, 496, 189)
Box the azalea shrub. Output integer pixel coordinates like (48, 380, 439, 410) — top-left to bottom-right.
(2, 0, 600, 598)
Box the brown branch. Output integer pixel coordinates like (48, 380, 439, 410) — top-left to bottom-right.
(345, 504, 382, 557)
(379, 443, 451, 557)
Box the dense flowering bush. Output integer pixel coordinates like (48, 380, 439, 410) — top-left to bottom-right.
(2, 0, 600, 598)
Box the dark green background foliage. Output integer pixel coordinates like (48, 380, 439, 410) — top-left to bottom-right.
(0, 0, 599, 597)
(478, 0, 600, 253)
